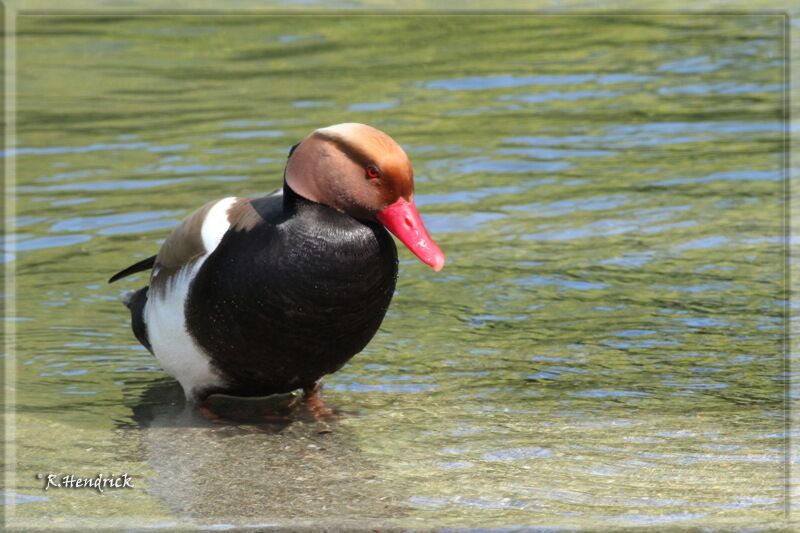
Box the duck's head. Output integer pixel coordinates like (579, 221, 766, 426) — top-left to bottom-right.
(285, 122, 445, 271)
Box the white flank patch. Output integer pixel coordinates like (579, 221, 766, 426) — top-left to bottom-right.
(201, 196, 237, 252)
(144, 197, 238, 401)
(145, 260, 220, 400)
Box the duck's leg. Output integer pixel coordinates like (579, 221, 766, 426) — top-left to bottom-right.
(287, 382, 337, 432)
(302, 382, 335, 421)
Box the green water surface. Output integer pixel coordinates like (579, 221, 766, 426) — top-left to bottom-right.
(4, 14, 788, 530)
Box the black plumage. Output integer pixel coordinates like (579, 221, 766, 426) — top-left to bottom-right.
(117, 184, 398, 399)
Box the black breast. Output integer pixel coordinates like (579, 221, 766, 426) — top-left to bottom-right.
(184, 187, 398, 397)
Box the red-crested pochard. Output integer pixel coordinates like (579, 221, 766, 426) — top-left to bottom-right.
(110, 123, 445, 410)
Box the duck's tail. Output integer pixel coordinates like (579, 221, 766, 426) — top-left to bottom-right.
(123, 286, 152, 353)
(109, 255, 156, 284)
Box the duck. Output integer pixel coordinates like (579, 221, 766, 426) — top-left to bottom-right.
(109, 123, 445, 410)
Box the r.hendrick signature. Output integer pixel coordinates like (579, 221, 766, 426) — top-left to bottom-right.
(37, 473, 133, 493)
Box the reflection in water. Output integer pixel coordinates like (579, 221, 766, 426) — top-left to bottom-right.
(123, 382, 411, 526)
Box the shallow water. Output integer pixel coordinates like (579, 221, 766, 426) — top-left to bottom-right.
(5, 14, 789, 530)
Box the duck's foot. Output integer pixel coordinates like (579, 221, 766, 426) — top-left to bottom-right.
(196, 401, 224, 424)
(194, 387, 335, 429)
(292, 382, 338, 431)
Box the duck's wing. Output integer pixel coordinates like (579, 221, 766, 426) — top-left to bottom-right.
(108, 188, 283, 286)
(108, 198, 233, 285)
(148, 197, 242, 294)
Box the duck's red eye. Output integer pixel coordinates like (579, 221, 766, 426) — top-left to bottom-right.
(366, 165, 380, 179)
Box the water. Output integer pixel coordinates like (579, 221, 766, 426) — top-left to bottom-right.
(5, 14, 788, 530)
